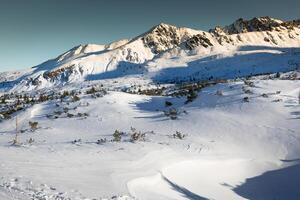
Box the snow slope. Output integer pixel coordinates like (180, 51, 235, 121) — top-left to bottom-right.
(1, 76, 300, 199)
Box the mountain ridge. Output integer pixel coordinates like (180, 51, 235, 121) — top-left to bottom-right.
(1, 16, 300, 92)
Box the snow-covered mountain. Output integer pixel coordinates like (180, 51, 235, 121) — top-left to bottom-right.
(2, 16, 300, 200)
(1, 16, 300, 92)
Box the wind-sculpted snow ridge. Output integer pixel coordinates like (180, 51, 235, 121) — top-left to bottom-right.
(0, 16, 300, 92)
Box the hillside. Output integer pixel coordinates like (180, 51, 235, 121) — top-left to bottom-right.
(1, 72, 300, 199)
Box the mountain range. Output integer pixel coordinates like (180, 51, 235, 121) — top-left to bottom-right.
(1, 16, 300, 92)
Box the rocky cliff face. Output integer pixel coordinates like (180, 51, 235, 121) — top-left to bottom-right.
(142, 23, 200, 53)
(185, 33, 213, 50)
(210, 17, 300, 35)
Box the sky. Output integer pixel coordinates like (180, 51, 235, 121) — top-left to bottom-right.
(0, 0, 299, 72)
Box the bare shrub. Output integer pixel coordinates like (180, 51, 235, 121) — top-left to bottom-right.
(28, 138, 35, 144)
(242, 86, 253, 94)
(173, 131, 186, 140)
(86, 87, 97, 94)
(61, 91, 70, 98)
(67, 113, 74, 118)
(243, 97, 250, 102)
(1, 98, 5, 104)
(77, 112, 89, 118)
(63, 107, 69, 113)
(130, 127, 146, 142)
(244, 80, 255, 87)
(216, 90, 223, 96)
(71, 139, 82, 144)
(185, 89, 198, 104)
(54, 111, 63, 115)
(164, 108, 179, 120)
(72, 95, 80, 102)
(165, 101, 173, 107)
(96, 138, 107, 144)
(29, 121, 38, 131)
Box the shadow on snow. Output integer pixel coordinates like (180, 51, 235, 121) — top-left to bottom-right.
(234, 162, 300, 200)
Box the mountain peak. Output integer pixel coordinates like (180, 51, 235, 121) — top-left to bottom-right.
(210, 16, 298, 35)
(150, 22, 176, 30)
(142, 23, 199, 54)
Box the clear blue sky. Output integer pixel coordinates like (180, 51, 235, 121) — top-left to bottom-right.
(0, 0, 299, 72)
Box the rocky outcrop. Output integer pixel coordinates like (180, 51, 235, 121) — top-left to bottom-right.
(142, 23, 196, 54)
(185, 33, 213, 50)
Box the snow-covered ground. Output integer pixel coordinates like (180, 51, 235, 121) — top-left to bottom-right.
(1, 78, 300, 200)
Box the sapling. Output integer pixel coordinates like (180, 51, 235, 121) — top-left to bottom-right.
(113, 130, 122, 142)
(12, 116, 19, 145)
